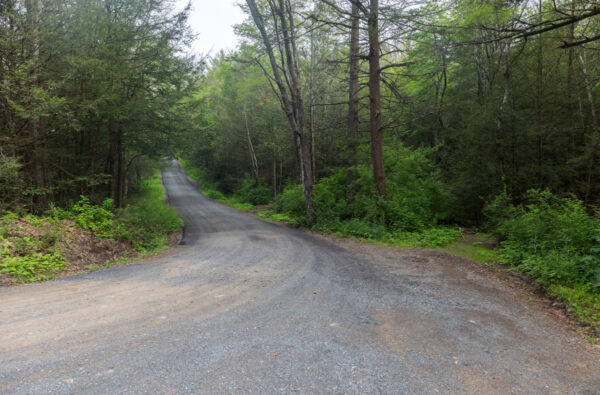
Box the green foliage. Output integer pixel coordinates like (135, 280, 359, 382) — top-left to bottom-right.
(257, 211, 296, 223)
(71, 197, 119, 239)
(274, 184, 307, 222)
(0, 156, 25, 213)
(0, 251, 66, 283)
(119, 172, 182, 252)
(548, 284, 600, 330)
(486, 189, 600, 331)
(497, 189, 597, 258)
(418, 227, 462, 247)
(233, 176, 272, 205)
(481, 187, 514, 236)
(287, 144, 453, 234)
(179, 158, 256, 211)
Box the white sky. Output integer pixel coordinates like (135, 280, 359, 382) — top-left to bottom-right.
(177, 0, 247, 56)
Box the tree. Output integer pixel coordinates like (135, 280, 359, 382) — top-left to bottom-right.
(245, 0, 315, 222)
(367, 0, 386, 199)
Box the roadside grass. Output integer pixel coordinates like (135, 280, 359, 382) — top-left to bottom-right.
(0, 168, 182, 284)
(84, 257, 129, 272)
(119, 170, 182, 254)
(440, 239, 499, 266)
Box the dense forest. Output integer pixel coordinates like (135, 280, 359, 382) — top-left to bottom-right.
(0, 0, 198, 212)
(1, 1, 599, 330)
(185, 0, 600, 225)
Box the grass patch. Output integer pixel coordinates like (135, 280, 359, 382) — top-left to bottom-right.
(119, 170, 183, 253)
(441, 240, 499, 265)
(84, 257, 129, 272)
(257, 210, 298, 224)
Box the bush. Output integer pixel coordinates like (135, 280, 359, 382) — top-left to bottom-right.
(486, 189, 600, 330)
(72, 197, 119, 239)
(233, 176, 272, 205)
(51, 196, 120, 239)
(307, 145, 452, 233)
(274, 184, 306, 221)
(0, 251, 66, 283)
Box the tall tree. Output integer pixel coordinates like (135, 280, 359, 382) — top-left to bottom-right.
(347, 0, 360, 192)
(367, 0, 386, 199)
(245, 0, 315, 221)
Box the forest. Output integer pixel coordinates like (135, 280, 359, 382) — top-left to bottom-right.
(1, 0, 599, 332)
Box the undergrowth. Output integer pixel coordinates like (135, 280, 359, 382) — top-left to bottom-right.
(180, 153, 461, 250)
(0, 169, 182, 284)
(119, 171, 182, 252)
(485, 189, 600, 334)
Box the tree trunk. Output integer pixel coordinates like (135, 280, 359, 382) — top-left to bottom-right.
(246, 0, 314, 222)
(116, 129, 124, 207)
(346, 0, 360, 196)
(108, 119, 117, 204)
(244, 109, 259, 184)
(368, 0, 386, 199)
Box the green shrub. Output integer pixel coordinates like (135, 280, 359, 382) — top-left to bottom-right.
(274, 184, 306, 221)
(0, 251, 66, 283)
(67, 196, 120, 239)
(234, 176, 272, 205)
(486, 189, 600, 331)
(10, 236, 37, 256)
(498, 189, 597, 254)
(258, 211, 296, 223)
(307, 145, 452, 233)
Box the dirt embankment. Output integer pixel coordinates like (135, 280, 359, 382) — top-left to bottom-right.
(0, 218, 181, 287)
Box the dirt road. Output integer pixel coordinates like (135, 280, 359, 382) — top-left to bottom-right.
(1, 162, 598, 393)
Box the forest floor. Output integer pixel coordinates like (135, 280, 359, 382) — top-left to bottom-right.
(1, 162, 599, 393)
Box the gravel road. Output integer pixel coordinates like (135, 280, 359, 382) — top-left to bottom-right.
(1, 161, 599, 394)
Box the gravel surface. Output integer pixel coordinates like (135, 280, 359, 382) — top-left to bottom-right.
(1, 161, 599, 394)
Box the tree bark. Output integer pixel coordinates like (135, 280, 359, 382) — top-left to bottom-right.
(346, 0, 360, 195)
(368, 0, 386, 199)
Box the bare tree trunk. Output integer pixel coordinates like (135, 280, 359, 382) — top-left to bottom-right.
(116, 129, 124, 207)
(108, 119, 117, 204)
(246, 0, 314, 222)
(272, 128, 277, 197)
(346, 0, 360, 195)
(244, 108, 259, 184)
(368, 0, 386, 199)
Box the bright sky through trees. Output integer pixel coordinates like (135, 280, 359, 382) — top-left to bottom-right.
(177, 0, 246, 55)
